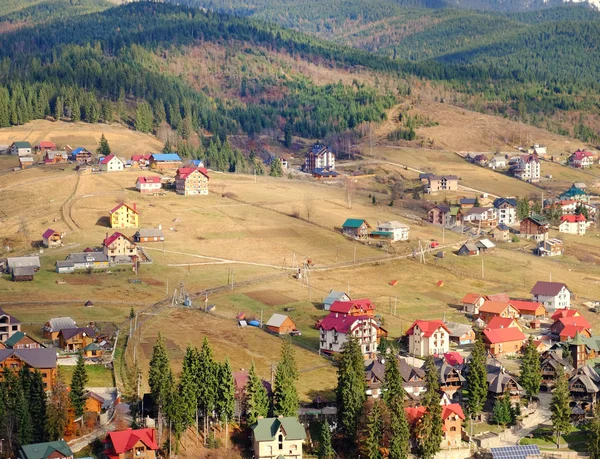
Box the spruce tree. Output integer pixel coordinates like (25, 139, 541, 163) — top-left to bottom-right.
(466, 335, 487, 419)
(70, 352, 88, 419)
(196, 338, 217, 444)
(54, 96, 64, 121)
(362, 400, 383, 459)
(148, 333, 172, 441)
(101, 100, 113, 124)
(284, 122, 293, 148)
(336, 337, 366, 440)
(273, 340, 299, 417)
(520, 335, 541, 401)
(418, 356, 443, 459)
(388, 398, 409, 459)
(96, 133, 111, 156)
(245, 362, 269, 425)
(29, 370, 48, 442)
(588, 404, 600, 459)
(382, 356, 403, 407)
(162, 140, 173, 154)
(318, 421, 334, 459)
(269, 157, 283, 177)
(550, 366, 571, 448)
(216, 358, 235, 424)
(46, 378, 70, 441)
(135, 101, 154, 133)
(178, 345, 198, 429)
(15, 377, 33, 446)
(492, 390, 512, 427)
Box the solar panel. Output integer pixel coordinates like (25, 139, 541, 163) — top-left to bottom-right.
(490, 445, 541, 459)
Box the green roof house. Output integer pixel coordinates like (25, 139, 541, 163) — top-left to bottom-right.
(559, 184, 589, 203)
(19, 440, 73, 459)
(11, 141, 32, 157)
(251, 417, 306, 459)
(341, 218, 371, 239)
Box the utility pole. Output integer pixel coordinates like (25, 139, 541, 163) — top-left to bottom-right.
(166, 278, 169, 296)
(353, 244, 357, 264)
(394, 297, 397, 316)
(442, 226, 445, 244)
(481, 255, 484, 279)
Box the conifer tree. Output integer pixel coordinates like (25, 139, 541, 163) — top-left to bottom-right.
(196, 338, 217, 444)
(96, 133, 111, 156)
(245, 362, 269, 425)
(466, 335, 487, 419)
(520, 335, 541, 401)
(70, 352, 88, 419)
(550, 366, 571, 448)
(284, 122, 293, 148)
(162, 140, 173, 153)
(178, 345, 198, 429)
(15, 377, 33, 447)
(361, 400, 383, 459)
(46, 378, 70, 441)
(388, 398, 409, 459)
(588, 404, 600, 459)
(54, 96, 63, 121)
(216, 358, 235, 424)
(270, 157, 283, 177)
(149, 333, 172, 442)
(318, 421, 334, 459)
(29, 370, 48, 442)
(336, 337, 366, 440)
(492, 390, 513, 427)
(382, 356, 403, 407)
(418, 356, 442, 459)
(101, 100, 113, 124)
(273, 340, 299, 417)
(135, 101, 154, 133)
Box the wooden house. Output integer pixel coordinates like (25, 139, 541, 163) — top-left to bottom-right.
(341, 219, 371, 239)
(487, 366, 524, 405)
(58, 327, 96, 352)
(133, 228, 164, 243)
(510, 300, 546, 319)
(44, 150, 68, 163)
(520, 215, 549, 241)
(478, 301, 520, 324)
(444, 322, 475, 345)
(265, 314, 298, 335)
(569, 365, 600, 415)
(0, 348, 57, 390)
(486, 317, 523, 332)
(149, 153, 182, 170)
(329, 299, 375, 317)
(541, 352, 574, 389)
(83, 342, 104, 358)
(490, 223, 510, 242)
(12, 266, 34, 282)
(36, 141, 57, 153)
(483, 327, 525, 357)
(109, 203, 139, 229)
(18, 440, 73, 459)
(43, 317, 77, 340)
(42, 228, 62, 248)
(103, 428, 159, 459)
(69, 147, 92, 164)
(438, 362, 465, 400)
(457, 242, 479, 256)
(3, 331, 44, 350)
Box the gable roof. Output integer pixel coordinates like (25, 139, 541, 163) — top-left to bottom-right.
(176, 167, 209, 180)
(0, 348, 57, 368)
(461, 293, 484, 304)
(487, 317, 518, 330)
(106, 428, 159, 454)
(342, 218, 369, 229)
(442, 403, 465, 421)
(59, 327, 96, 341)
(3, 331, 42, 348)
(460, 242, 479, 252)
(13, 266, 35, 277)
(7, 256, 40, 269)
(109, 203, 138, 215)
(444, 322, 473, 339)
(135, 228, 164, 238)
(0, 307, 21, 325)
(510, 300, 544, 314)
(479, 301, 514, 315)
(493, 197, 517, 208)
(531, 281, 569, 297)
(476, 238, 496, 249)
(323, 291, 349, 305)
(150, 153, 182, 162)
(100, 154, 119, 164)
(555, 315, 591, 330)
(13, 141, 31, 149)
(137, 176, 161, 184)
(551, 309, 580, 321)
(329, 299, 374, 314)
(19, 440, 73, 459)
(406, 320, 450, 338)
(46, 317, 76, 331)
(483, 327, 525, 344)
(104, 232, 134, 247)
(317, 313, 374, 334)
(561, 214, 587, 223)
(488, 372, 524, 395)
(443, 352, 464, 366)
(266, 314, 294, 328)
(404, 406, 427, 425)
(251, 417, 306, 442)
(486, 293, 511, 303)
(42, 228, 58, 239)
(560, 325, 590, 339)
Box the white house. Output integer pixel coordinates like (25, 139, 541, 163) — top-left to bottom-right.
(461, 293, 486, 315)
(488, 156, 506, 169)
(10, 142, 32, 156)
(493, 198, 518, 225)
(373, 221, 409, 242)
(559, 214, 587, 236)
(99, 154, 124, 172)
(568, 150, 595, 169)
(406, 320, 450, 357)
(251, 417, 305, 459)
(511, 154, 540, 183)
(323, 290, 350, 311)
(530, 281, 571, 311)
(136, 176, 162, 194)
(317, 313, 379, 357)
(304, 144, 335, 171)
(461, 207, 497, 227)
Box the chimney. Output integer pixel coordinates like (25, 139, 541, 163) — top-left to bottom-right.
(133, 203, 137, 212)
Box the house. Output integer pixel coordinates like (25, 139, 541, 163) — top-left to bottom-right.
(441, 403, 465, 447)
(56, 252, 110, 273)
(478, 301, 520, 324)
(188, 159, 205, 168)
(483, 327, 525, 356)
(490, 223, 510, 241)
(428, 205, 451, 226)
(43, 317, 77, 340)
(550, 316, 591, 340)
(531, 144, 547, 156)
(444, 322, 475, 345)
(569, 365, 600, 414)
(444, 352, 464, 367)
(559, 184, 590, 204)
(103, 232, 137, 262)
(457, 242, 479, 256)
(304, 144, 335, 172)
(42, 228, 62, 248)
(109, 203, 139, 229)
(406, 320, 450, 357)
(18, 440, 73, 459)
(486, 317, 523, 332)
(568, 332, 592, 369)
(541, 352, 574, 389)
(459, 198, 477, 209)
(233, 370, 272, 417)
(329, 299, 375, 317)
(488, 156, 506, 169)
(311, 168, 339, 179)
(487, 365, 524, 404)
(438, 361, 465, 400)
(470, 154, 488, 166)
(11, 141, 32, 156)
(58, 327, 96, 352)
(0, 307, 22, 342)
(322, 290, 350, 311)
(175, 167, 210, 196)
(551, 309, 580, 322)
(364, 359, 386, 398)
(425, 175, 459, 194)
(568, 150, 595, 169)
(83, 342, 105, 358)
(99, 154, 124, 172)
(149, 153, 183, 171)
(19, 156, 34, 169)
(136, 177, 162, 195)
(462, 207, 497, 227)
(266, 314, 298, 335)
(84, 390, 114, 415)
(70, 147, 92, 164)
(317, 313, 380, 357)
(131, 154, 152, 168)
(6, 256, 40, 274)
(510, 300, 546, 319)
(12, 266, 35, 282)
(371, 221, 410, 242)
(133, 228, 164, 243)
(36, 141, 57, 154)
(44, 150, 69, 163)
(520, 215, 549, 241)
(461, 293, 486, 315)
(492, 198, 518, 225)
(559, 214, 587, 236)
(341, 218, 371, 239)
(251, 417, 305, 459)
(103, 428, 159, 459)
(399, 358, 427, 401)
(3, 331, 43, 350)
(0, 348, 57, 389)
(476, 238, 496, 252)
(511, 154, 540, 182)
(531, 281, 571, 311)
(536, 238, 564, 257)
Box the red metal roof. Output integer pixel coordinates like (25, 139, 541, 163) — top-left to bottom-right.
(317, 313, 373, 334)
(137, 176, 161, 184)
(38, 141, 56, 148)
(556, 315, 591, 330)
(561, 214, 586, 223)
(461, 293, 483, 304)
(486, 317, 517, 330)
(329, 299, 374, 314)
(551, 309, 579, 321)
(486, 293, 510, 302)
(442, 403, 465, 421)
(510, 300, 545, 314)
(571, 150, 595, 160)
(405, 320, 450, 338)
(405, 406, 427, 425)
(176, 167, 210, 180)
(443, 352, 464, 366)
(559, 325, 589, 339)
(105, 428, 158, 454)
(483, 326, 525, 344)
(104, 232, 133, 247)
(42, 228, 57, 239)
(100, 154, 115, 164)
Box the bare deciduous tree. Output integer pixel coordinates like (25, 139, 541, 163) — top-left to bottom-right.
(304, 196, 316, 222)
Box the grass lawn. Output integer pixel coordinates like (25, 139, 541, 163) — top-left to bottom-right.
(59, 364, 115, 387)
(520, 427, 587, 452)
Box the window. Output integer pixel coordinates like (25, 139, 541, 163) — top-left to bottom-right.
(278, 434, 283, 450)
(450, 426, 457, 432)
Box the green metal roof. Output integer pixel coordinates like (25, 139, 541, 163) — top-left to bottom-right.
(571, 332, 586, 346)
(342, 218, 367, 228)
(19, 440, 73, 459)
(252, 417, 306, 442)
(370, 231, 393, 237)
(84, 342, 102, 351)
(13, 141, 31, 149)
(4, 331, 25, 348)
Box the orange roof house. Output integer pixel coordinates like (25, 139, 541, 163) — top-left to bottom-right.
(329, 299, 375, 316)
(551, 309, 580, 321)
(478, 301, 520, 324)
(510, 300, 546, 319)
(461, 293, 486, 315)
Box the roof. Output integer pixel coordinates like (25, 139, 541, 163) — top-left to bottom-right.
(377, 221, 409, 230)
(406, 320, 450, 338)
(46, 317, 76, 331)
(106, 428, 159, 454)
(493, 197, 517, 208)
(71, 147, 88, 155)
(404, 406, 427, 425)
(524, 215, 548, 226)
(555, 315, 591, 330)
(460, 198, 477, 205)
(510, 300, 544, 314)
(59, 327, 96, 341)
(104, 232, 133, 247)
(13, 266, 35, 276)
(483, 327, 525, 344)
(460, 242, 479, 252)
(312, 168, 339, 177)
(0, 348, 57, 368)
(476, 238, 496, 249)
(496, 223, 510, 231)
(561, 214, 587, 223)
(342, 218, 368, 229)
(531, 281, 569, 297)
(251, 417, 306, 442)
(551, 309, 579, 321)
(176, 167, 209, 180)
(19, 156, 34, 163)
(7, 256, 40, 269)
(444, 322, 473, 338)
(0, 307, 21, 325)
(42, 228, 58, 239)
(429, 174, 459, 181)
(65, 252, 109, 264)
(323, 291, 349, 305)
(461, 293, 484, 304)
(232, 370, 272, 394)
(317, 313, 374, 334)
(488, 371, 524, 395)
(135, 228, 164, 238)
(19, 440, 73, 459)
(99, 154, 119, 164)
(559, 324, 590, 339)
(479, 301, 514, 315)
(444, 352, 464, 366)
(4, 331, 27, 348)
(13, 141, 31, 148)
(329, 299, 374, 314)
(442, 403, 465, 421)
(109, 203, 138, 215)
(151, 153, 182, 162)
(137, 176, 161, 184)
(266, 314, 294, 328)
(37, 141, 56, 148)
(84, 342, 102, 351)
(487, 317, 518, 330)
(490, 445, 540, 459)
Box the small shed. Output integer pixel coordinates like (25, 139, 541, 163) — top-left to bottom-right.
(476, 238, 496, 252)
(457, 242, 479, 256)
(266, 313, 297, 334)
(12, 266, 34, 282)
(323, 290, 351, 310)
(85, 301, 94, 307)
(530, 319, 541, 330)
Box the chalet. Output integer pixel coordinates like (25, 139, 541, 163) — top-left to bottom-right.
(175, 167, 209, 196)
(568, 150, 595, 169)
(541, 352, 574, 389)
(136, 177, 162, 195)
(341, 219, 371, 239)
(536, 238, 564, 257)
(58, 327, 96, 352)
(488, 156, 506, 169)
(44, 150, 68, 163)
(559, 184, 590, 204)
(83, 342, 104, 358)
(364, 359, 386, 398)
(70, 147, 92, 164)
(84, 389, 115, 415)
(149, 153, 182, 171)
(557, 200, 596, 217)
(483, 327, 525, 357)
(399, 358, 427, 401)
(133, 228, 164, 243)
(19, 156, 34, 169)
(317, 313, 379, 357)
(329, 299, 375, 317)
(0, 307, 22, 342)
(444, 322, 475, 345)
(531, 281, 571, 311)
(251, 417, 305, 459)
(478, 301, 520, 324)
(462, 207, 497, 227)
(323, 290, 350, 311)
(131, 154, 152, 168)
(304, 144, 335, 172)
(438, 362, 465, 400)
(486, 317, 523, 332)
(103, 232, 137, 262)
(109, 203, 139, 229)
(425, 175, 459, 194)
(36, 141, 57, 153)
(520, 215, 549, 241)
(461, 293, 486, 315)
(492, 198, 518, 225)
(371, 221, 409, 242)
(511, 154, 540, 182)
(18, 440, 73, 459)
(406, 320, 450, 357)
(43, 317, 77, 340)
(103, 428, 159, 459)
(568, 332, 592, 369)
(13, 266, 34, 282)
(559, 214, 587, 236)
(487, 365, 524, 404)
(99, 154, 124, 172)
(266, 314, 298, 335)
(42, 228, 62, 248)
(457, 242, 479, 256)
(569, 365, 600, 415)
(56, 252, 109, 273)
(490, 223, 510, 241)
(11, 141, 32, 156)
(6, 256, 40, 274)
(311, 168, 339, 179)
(0, 348, 57, 389)
(459, 198, 476, 209)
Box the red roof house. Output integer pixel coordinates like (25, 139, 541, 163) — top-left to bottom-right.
(561, 214, 587, 223)
(551, 309, 580, 321)
(406, 320, 451, 357)
(486, 293, 511, 303)
(317, 313, 380, 357)
(510, 300, 546, 318)
(103, 428, 159, 459)
(486, 316, 522, 331)
(329, 299, 375, 316)
(559, 325, 592, 341)
(551, 315, 591, 340)
(483, 327, 526, 356)
(461, 293, 486, 314)
(137, 176, 161, 184)
(406, 320, 450, 338)
(37, 141, 57, 151)
(443, 352, 464, 366)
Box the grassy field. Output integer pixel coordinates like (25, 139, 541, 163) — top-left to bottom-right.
(59, 364, 115, 387)
(520, 427, 587, 452)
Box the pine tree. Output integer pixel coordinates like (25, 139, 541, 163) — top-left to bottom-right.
(550, 366, 571, 448)
(284, 122, 293, 148)
(361, 400, 383, 459)
(269, 157, 283, 177)
(70, 353, 88, 419)
(336, 337, 366, 440)
(148, 333, 172, 442)
(135, 101, 154, 133)
(318, 421, 334, 459)
(588, 404, 600, 459)
(101, 100, 113, 124)
(382, 356, 403, 407)
(162, 140, 173, 153)
(418, 356, 443, 459)
(46, 378, 70, 441)
(29, 370, 47, 442)
(178, 345, 198, 429)
(196, 338, 217, 444)
(273, 340, 299, 417)
(388, 398, 409, 459)
(517, 197, 531, 220)
(54, 96, 64, 121)
(520, 335, 541, 401)
(245, 362, 269, 426)
(15, 377, 33, 446)
(216, 358, 235, 424)
(96, 133, 111, 156)
(492, 390, 513, 427)
(466, 335, 487, 419)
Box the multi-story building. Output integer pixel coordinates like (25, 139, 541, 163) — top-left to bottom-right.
(103, 232, 137, 262)
(0, 307, 21, 342)
(511, 154, 540, 182)
(568, 150, 595, 169)
(99, 154, 124, 172)
(149, 153, 182, 171)
(109, 203, 139, 229)
(425, 175, 459, 194)
(462, 207, 498, 227)
(492, 198, 518, 225)
(530, 281, 571, 311)
(0, 348, 57, 389)
(136, 176, 162, 194)
(304, 144, 335, 172)
(406, 320, 450, 357)
(175, 167, 210, 196)
(372, 221, 410, 241)
(559, 214, 587, 236)
(251, 417, 306, 459)
(317, 313, 379, 358)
